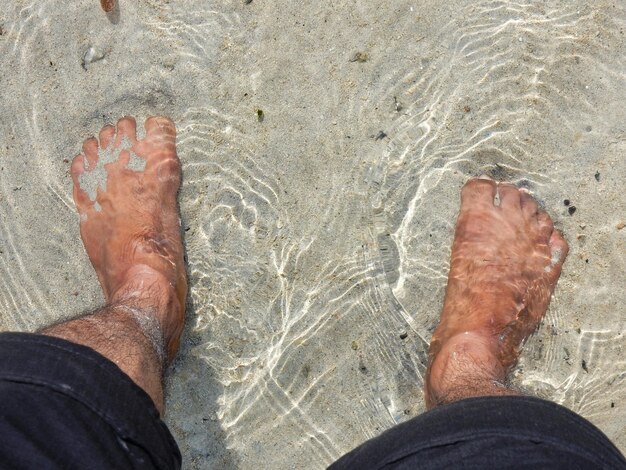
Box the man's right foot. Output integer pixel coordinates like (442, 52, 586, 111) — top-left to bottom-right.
(425, 178, 568, 408)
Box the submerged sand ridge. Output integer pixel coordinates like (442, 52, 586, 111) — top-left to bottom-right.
(0, 0, 625, 468)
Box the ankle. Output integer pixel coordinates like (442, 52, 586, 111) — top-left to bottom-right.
(425, 331, 515, 408)
(112, 265, 177, 306)
(111, 265, 184, 361)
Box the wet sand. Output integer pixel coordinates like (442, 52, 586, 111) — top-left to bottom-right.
(0, 0, 625, 468)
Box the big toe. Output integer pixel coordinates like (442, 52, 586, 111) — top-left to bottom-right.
(141, 116, 177, 158)
(144, 115, 176, 140)
(132, 117, 178, 173)
(460, 177, 497, 209)
(497, 183, 521, 211)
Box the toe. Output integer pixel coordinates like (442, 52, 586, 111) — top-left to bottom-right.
(70, 154, 86, 178)
(461, 178, 498, 208)
(545, 229, 569, 281)
(549, 230, 568, 259)
(144, 116, 177, 141)
(135, 116, 178, 169)
(81, 137, 99, 170)
(116, 116, 138, 145)
(140, 116, 177, 159)
(497, 183, 521, 210)
(71, 155, 94, 211)
(520, 189, 539, 219)
(536, 210, 554, 240)
(98, 125, 116, 149)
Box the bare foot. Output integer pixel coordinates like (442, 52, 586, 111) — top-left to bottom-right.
(425, 178, 568, 408)
(70, 116, 187, 361)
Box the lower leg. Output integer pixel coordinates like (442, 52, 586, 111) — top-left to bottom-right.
(42, 304, 165, 410)
(41, 268, 179, 413)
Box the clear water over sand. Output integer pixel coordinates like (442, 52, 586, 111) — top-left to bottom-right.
(0, 0, 624, 468)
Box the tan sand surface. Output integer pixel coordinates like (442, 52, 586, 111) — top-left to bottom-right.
(0, 0, 624, 468)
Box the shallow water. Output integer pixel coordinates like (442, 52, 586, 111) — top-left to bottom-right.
(0, 0, 625, 468)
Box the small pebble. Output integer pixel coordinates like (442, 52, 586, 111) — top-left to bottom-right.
(563, 199, 570, 206)
(351, 341, 358, 350)
(256, 109, 264, 122)
(394, 96, 403, 112)
(374, 130, 387, 141)
(568, 206, 577, 215)
(82, 46, 106, 70)
(349, 52, 368, 63)
(399, 331, 408, 340)
(594, 171, 600, 182)
(617, 222, 625, 230)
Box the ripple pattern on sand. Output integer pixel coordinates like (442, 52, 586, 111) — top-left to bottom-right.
(0, 0, 625, 468)
(172, 104, 428, 464)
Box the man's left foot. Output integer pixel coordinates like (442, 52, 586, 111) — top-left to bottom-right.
(70, 116, 187, 360)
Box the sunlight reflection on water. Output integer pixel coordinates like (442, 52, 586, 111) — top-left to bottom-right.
(0, 0, 624, 468)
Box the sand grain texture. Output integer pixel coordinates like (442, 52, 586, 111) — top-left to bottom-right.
(0, 0, 624, 468)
